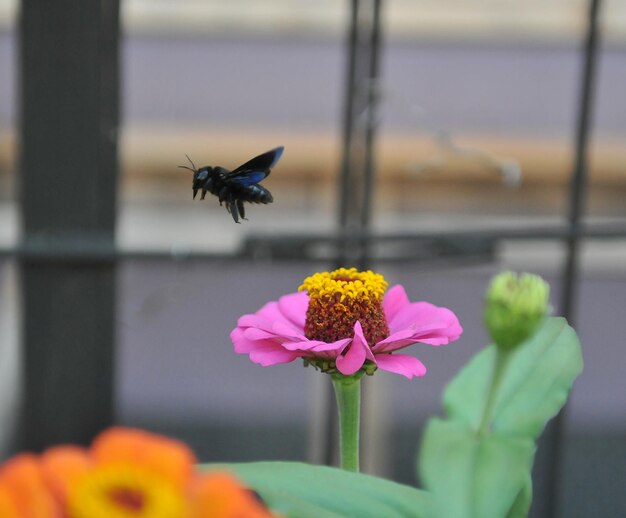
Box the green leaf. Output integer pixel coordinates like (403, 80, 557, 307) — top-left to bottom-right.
(444, 317, 583, 439)
(201, 461, 431, 518)
(419, 419, 535, 518)
(506, 474, 532, 518)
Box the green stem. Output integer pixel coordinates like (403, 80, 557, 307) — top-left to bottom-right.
(331, 375, 361, 472)
(478, 348, 512, 437)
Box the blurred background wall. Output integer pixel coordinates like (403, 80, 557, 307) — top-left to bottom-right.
(0, 1, 625, 516)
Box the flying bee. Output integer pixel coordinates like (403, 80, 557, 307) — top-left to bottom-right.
(179, 146, 284, 223)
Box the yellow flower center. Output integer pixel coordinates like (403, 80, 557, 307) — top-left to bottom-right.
(299, 267, 387, 303)
(68, 464, 185, 518)
(299, 268, 389, 366)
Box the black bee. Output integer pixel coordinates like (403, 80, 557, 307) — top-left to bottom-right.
(179, 147, 284, 223)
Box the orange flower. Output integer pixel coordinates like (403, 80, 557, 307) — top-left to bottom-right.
(0, 427, 277, 518)
(51, 428, 195, 518)
(40, 445, 91, 506)
(0, 454, 60, 518)
(0, 487, 20, 518)
(190, 471, 275, 518)
(90, 427, 196, 493)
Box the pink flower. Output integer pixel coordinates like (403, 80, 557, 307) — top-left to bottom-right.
(231, 268, 462, 379)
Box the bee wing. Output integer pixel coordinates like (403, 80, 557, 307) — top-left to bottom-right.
(227, 147, 284, 185)
(224, 171, 268, 187)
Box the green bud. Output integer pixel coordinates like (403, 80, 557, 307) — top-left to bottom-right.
(484, 271, 550, 350)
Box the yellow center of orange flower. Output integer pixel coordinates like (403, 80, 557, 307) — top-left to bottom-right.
(68, 464, 185, 518)
(299, 268, 389, 348)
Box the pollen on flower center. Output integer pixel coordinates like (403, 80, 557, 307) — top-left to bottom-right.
(299, 267, 389, 346)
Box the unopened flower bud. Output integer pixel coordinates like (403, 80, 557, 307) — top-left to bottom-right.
(484, 271, 550, 350)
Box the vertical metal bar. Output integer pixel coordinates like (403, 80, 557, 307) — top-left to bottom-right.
(560, 0, 602, 320)
(546, 0, 602, 514)
(18, 0, 119, 450)
(358, 0, 382, 269)
(318, 0, 384, 468)
(337, 0, 360, 235)
(336, 0, 383, 267)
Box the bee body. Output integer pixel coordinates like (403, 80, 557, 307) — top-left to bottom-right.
(180, 147, 283, 223)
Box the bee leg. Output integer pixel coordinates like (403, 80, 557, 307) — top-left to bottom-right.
(222, 192, 239, 223)
(236, 199, 247, 220)
(201, 178, 213, 200)
(229, 198, 240, 224)
(218, 186, 229, 203)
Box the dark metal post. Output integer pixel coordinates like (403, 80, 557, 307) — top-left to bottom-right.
(18, 0, 120, 449)
(321, 0, 383, 467)
(545, 0, 602, 515)
(359, 0, 382, 267)
(337, 0, 360, 238)
(336, 0, 383, 269)
(560, 0, 602, 320)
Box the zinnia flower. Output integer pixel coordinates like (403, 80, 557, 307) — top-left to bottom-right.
(0, 427, 277, 518)
(231, 267, 462, 378)
(0, 454, 59, 518)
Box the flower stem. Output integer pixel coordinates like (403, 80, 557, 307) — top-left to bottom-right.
(331, 375, 361, 472)
(478, 348, 512, 437)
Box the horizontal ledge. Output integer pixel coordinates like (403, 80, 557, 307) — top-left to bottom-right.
(4, 128, 626, 186)
(244, 223, 626, 247)
(0, 223, 624, 263)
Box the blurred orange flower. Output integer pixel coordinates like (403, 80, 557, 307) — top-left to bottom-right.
(0, 427, 276, 518)
(0, 454, 60, 518)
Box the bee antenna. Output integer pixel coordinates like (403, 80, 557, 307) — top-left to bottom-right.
(178, 154, 198, 173)
(185, 154, 197, 171)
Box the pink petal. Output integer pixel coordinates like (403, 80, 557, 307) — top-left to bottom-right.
(383, 285, 411, 322)
(373, 329, 458, 352)
(281, 338, 351, 353)
(410, 332, 460, 346)
(238, 294, 308, 333)
(233, 328, 299, 355)
(373, 300, 462, 353)
(237, 313, 263, 328)
(255, 300, 286, 323)
(278, 292, 308, 330)
(371, 329, 417, 353)
(249, 347, 301, 366)
(389, 302, 458, 335)
(442, 319, 463, 341)
(272, 321, 307, 341)
(336, 322, 372, 375)
(374, 353, 427, 379)
(242, 327, 280, 341)
(238, 305, 304, 339)
(231, 328, 266, 354)
(237, 313, 276, 332)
